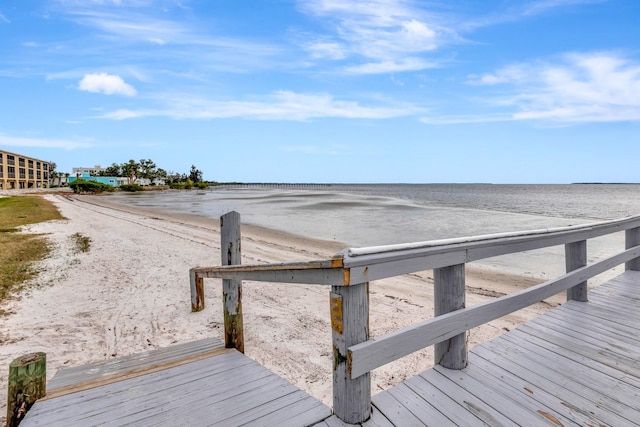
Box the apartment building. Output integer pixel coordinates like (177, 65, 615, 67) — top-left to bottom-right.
(0, 149, 50, 190)
(72, 165, 106, 176)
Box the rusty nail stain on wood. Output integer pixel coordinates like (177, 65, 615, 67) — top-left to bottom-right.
(524, 387, 534, 394)
(537, 410, 564, 426)
(330, 294, 343, 335)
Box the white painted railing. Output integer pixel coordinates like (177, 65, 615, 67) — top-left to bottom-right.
(190, 212, 640, 424)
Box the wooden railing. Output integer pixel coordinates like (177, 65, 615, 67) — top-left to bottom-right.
(189, 211, 640, 424)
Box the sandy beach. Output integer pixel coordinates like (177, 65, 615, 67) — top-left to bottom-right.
(0, 193, 563, 419)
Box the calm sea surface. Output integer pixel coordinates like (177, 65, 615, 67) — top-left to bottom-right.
(107, 184, 640, 282)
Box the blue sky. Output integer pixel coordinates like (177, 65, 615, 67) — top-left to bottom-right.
(1, 0, 639, 183)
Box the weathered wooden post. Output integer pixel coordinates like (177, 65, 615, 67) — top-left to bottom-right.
(7, 352, 46, 427)
(566, 240, 588, 301)
(625, 227, 640, 271)
(331, 282, 371, 424)
(221, 211, 244, 353)
(189, 268, 205, 312)
(434, 264, 468, 369)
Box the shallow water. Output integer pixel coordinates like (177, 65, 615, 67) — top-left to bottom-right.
(107, 184, 640, 283)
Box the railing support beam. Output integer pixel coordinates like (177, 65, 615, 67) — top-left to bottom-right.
(221, 211, 244, 353)
(332, 282, 371, 424)
(434, 264, 467, 369)
(626, 227, 640, 271)
(566, 240, 588, 302)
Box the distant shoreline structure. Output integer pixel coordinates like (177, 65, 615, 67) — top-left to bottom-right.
(213, 182, 639, 187)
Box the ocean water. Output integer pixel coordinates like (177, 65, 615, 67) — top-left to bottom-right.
(107, 184, 640, 283)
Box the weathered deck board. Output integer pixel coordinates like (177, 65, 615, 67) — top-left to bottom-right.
(22, 338, 332, 427)
(47, 338, 224, 388)
(22, 271, 640, 426)
(343, 270, 640, 426)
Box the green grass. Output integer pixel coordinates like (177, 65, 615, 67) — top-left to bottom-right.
(0, 196, 65, 302)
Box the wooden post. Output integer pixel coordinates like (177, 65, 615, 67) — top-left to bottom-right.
(221, 211, 244, 353)
(566, 240, 588, 302)
(434, 264, 467, 369)
(189, 268, 205, 312)
(331, 282, 371, 424)
(625, 227, 640, 271)
(7, 352, 46, 427)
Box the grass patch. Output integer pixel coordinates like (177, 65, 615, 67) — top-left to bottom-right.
(71, 232, 91, 253)
(0, 196, 65, 302)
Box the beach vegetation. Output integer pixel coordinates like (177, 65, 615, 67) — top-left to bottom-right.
(0, 196, 64, 303)
(69, 179, 114, 194)
(119, 184, 145, 192)
(169, 178, 194, 189)
(70, 232, 91, 253)
(95, 158, 204, 189)
(189, 165, 203, 183)
(99, 159, 167, 186)
(165, 165, 207, 189)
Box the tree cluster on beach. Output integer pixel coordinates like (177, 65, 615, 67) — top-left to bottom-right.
(166, 165, 207, 189)
(99, 159, 167, 185)
(97, 159, 207, 189)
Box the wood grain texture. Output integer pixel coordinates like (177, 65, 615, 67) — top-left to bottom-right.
(331, 282, 371, 424)
(348, 247, 640, 378)
(433, 264, 467, 369)
(626, 227, 640, 271)
(221, 211, 244, 353)
(22, 272, 640, 426)
(189, 268, 205, 311)
(565, 240, 588, 302)
(7, 353, 46, 427)
(23, 341, 331, 427)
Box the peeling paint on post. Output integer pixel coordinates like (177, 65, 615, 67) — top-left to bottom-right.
(189, 268, 205, 312)
(7, 352, 46, 427)
(221, 211, 244, 353)
(331, 283, 371, 424)
(330, 294, 343, 334)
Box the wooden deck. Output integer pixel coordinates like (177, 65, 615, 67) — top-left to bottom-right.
(318, 270, 640, 426)
(21, 338, 332, 426)
(21, 271, 640, 426)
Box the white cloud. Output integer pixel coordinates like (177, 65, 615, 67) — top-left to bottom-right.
(345, 58, 438, 75)
(460, 0, 605, 32)
(78, 72, 137, 96)
(467, 65, 529, 85)
(96, 90, 423, 121)
(426, 52, 640, 124)
(298, 0, 450, 74)
(305, 40, 348, 60)
(0, 134, 91, 150)
(0, 13, 9, 24)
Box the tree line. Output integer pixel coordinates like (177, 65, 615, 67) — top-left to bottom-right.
(97, 159, 206, 189)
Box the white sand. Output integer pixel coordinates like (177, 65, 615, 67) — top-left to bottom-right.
(0, 193, 562, 418)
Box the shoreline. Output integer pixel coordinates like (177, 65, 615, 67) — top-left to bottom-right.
(0, 193, 561, 418)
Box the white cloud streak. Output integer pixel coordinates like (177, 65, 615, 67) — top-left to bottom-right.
(79, 72, 137, 96)
(426, 52, 640, 124)
(459, 0, 605, 31)
(297, 0, 453, 74)
(0, 134, 91, 150)
(0, 13, 9, 24)
(96, 91, 423, 121)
